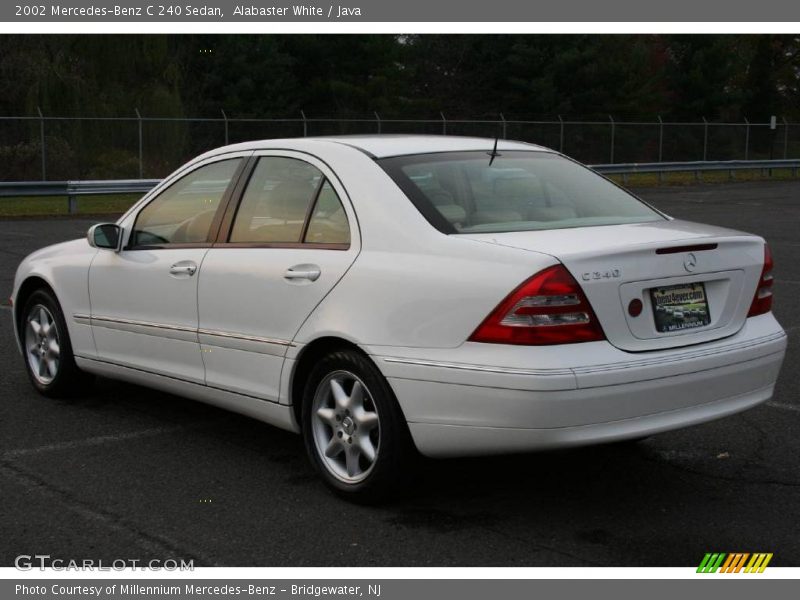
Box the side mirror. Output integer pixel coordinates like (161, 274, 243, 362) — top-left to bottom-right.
(87, 223, 122, 251)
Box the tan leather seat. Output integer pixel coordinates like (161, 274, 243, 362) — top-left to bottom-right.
(237, 180, 314, 243)
(172, 208, 216, 243)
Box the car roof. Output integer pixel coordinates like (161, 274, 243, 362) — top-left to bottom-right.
(205, 134, 554, 160)
(316, 135, 553, 158)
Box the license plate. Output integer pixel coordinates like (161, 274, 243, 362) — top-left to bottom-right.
(650, 282, 710, 333)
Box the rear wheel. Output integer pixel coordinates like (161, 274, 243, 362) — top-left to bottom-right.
(21, 289, 93, 397)
(302, 349, 414, 503)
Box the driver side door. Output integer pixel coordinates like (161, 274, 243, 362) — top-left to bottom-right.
(88, 156, 247, 383)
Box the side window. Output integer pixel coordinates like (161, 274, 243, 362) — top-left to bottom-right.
(304, 181, 351, 245)
(230, 157, 322, 243)
(132, 158, 241, 247)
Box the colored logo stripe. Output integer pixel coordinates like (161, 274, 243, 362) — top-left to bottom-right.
(697, 553, 726, 573)
(697, 553, 773, 573)
(720, 553, 749, 573)
(745, 553, 773, 573)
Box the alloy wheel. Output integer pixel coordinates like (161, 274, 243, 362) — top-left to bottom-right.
(25, 304, 61, 385)
(311, 370, 381, 483)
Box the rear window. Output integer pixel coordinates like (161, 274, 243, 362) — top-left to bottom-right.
(379, 151, 664, 234)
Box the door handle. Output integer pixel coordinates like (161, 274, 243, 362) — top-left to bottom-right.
(284, 264, 321, 282)
(169, 261, 197, 277)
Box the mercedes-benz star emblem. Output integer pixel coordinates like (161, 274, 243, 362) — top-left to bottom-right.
(683, 252, 698, 272)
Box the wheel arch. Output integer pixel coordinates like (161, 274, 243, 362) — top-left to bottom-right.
(289, 336, 381, 426)
(13, 275, 59, 351)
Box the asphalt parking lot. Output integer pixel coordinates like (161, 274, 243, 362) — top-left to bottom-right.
(1, 181, 798, 567)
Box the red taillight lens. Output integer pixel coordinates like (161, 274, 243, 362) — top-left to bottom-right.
(748, 244, 774, 317)
(469, 264, 606, 345)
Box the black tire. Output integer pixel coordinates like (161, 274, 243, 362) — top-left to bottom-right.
(20, 288, 93, 398)
(301, 349, 415, 503)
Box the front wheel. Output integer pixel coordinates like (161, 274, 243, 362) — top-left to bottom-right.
(21, 289, 93, 397)
(302, 349, 414, 503)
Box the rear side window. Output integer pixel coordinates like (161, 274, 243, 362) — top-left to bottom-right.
(304, 181, 350, 244)
(132, 158, 241, 246)
(229, 157, 350, 246)
(379, 151, 664, 234)
(230, 157, 322, 243)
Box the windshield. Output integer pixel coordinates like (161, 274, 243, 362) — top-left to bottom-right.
(379, 150, 665, 234)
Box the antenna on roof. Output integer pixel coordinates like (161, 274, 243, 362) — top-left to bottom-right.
(487, 136, 501, 166)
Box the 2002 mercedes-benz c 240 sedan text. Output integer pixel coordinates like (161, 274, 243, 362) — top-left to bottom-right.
(12, 136, 787, 500)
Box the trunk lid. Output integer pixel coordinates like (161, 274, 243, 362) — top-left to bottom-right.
(460, 219, 766, 351)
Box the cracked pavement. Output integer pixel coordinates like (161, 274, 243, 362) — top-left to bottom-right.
(0, 180, 798, 566)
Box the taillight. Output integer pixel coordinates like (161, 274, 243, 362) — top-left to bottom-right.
(469, 264, 606, 345)
(748, 244, 774, 317)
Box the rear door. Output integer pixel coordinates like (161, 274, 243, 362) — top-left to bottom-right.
(197, 152, 359, 401)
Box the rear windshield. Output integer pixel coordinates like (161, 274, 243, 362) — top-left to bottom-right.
(379, 150, 664, 234)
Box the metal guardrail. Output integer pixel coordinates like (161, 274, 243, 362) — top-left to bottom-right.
(0, 179, 160, 213)
(594, 159, 800, 183)
(1, 160, 799, 214)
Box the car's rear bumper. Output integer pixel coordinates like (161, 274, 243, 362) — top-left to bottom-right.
(369, 313, 787, 457)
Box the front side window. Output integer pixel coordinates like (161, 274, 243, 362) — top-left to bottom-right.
(379, 151, 664, 234)
(229, 157, 350, 246)
(131, 158, 242, 246)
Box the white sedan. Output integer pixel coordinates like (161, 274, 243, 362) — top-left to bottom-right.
(11, 136, 787, 501)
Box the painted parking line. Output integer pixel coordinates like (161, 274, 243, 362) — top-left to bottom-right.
(2, 422, 210, 461)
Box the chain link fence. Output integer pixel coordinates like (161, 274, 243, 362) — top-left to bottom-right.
(1, 112, 798, 181)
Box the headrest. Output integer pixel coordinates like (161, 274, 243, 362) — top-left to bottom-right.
(426, 189, 455, 206)
(437, 204, 467, 225)
(184, 209, 216, 242)
(493, 177, 540, 199)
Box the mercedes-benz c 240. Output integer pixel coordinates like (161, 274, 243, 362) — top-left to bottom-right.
(12, 136, 786, 500)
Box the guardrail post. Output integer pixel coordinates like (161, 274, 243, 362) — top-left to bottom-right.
(221, 109, 229, 145)
(301, 110, 308, 137)
(134, 108, 143, 179)
(702, 117, 708, 161)
(374, 111, 381, 134)
(657, 116, 665, 183)
(440, 112, 447, 135)
(558, 115, 564, 153)
(500, 113, 507, 140)
(608, 115, 615, 164)
(744, 117, 750, 160)
(37, 107, 46, 181)
(68, 188, 78, 214)
(783, 117, 789, 159)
